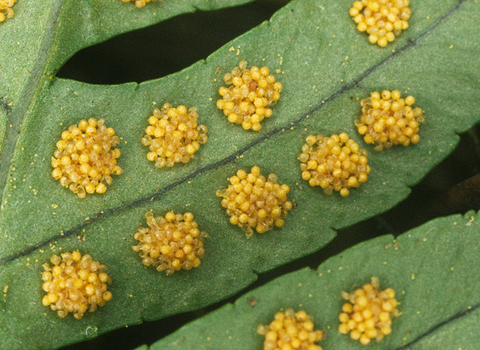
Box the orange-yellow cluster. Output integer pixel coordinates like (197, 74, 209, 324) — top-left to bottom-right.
(132, 211, 207, 275)
(141, 104, 208, 168)
(299, 133, 370, 197)
(41, 251, 112, 320)
(121, 0, 155, 8)
(51, 118, 122, 198)
(339, 277, 400, 345)
(257, 308, 325, 350)
(349, 0, 411, 47)
(0, 0, 16, 22)
(216, 166, 292, 237)
(355, 90, 425, 151)
(216, 60, 283, 131)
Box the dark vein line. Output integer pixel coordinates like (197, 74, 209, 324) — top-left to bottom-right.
(0, 0, 64, 200)
(394, 301, 480, 350)
(0, 0, 466, 266)
(0, 97, 12, 113)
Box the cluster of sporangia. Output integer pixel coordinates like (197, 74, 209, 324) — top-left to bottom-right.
(121, 0, 155, 8)
(356, 90, 425, 151)
(0, 0, 16, 22)
(299, 133, 371, 197)
(349, 0, 411, 47)
(257, 308, 325, 350)
(257, 279, 399, 348)
(216, 60, 283, 131)
(51, 118, 123, 198)
(216, 166, 293, 237)
(141, 104, 208, 168)
(41, 252, 112, 320)
(132, 211, 207, 275)
(339, 277, 400, 344)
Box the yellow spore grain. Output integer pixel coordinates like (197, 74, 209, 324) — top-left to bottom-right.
(51, 118, 122, 198)
(41, 251, 112, 319)
(141, 104, 208, 168)
(349, 0, 411, 47)
(257, 308, 325, 350)
(0, 0, 17, 22)
(299, 133, 370, 197)
(132, 211, 207, 275)
(121, 0, 156, 8)
(338, 277, 400, 345)
(216, 60, 283, 131)
(216, 166, 292, 237)
(355, 90, 425, 150)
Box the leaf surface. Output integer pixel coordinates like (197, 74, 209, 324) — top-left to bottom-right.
(0, 0, 479, 349)
(145, 210, 480, 350)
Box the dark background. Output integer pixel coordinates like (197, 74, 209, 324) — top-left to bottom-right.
(58, 1, 480, 349)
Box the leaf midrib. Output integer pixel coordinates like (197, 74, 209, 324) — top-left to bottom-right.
(0, 0, 467, 267)
(0, 0, 65, 200)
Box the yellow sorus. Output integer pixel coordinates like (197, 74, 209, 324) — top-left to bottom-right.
(257, 308, 325, 350)
(216, 60, 283, 131)
(349, 0, 411, 47)
(51, 118, 122, 198)
(141, 104, 208, 168)
(41, 251, 112, 320)
(121, 0, 156, 8)
(339, 277, 400, 345)
(299, 133, 370, 197)
(355, 90, 425, 151)
(216, 166, 292, 237)
(132, 211, 207, 275)
(0, 0, 16, 22)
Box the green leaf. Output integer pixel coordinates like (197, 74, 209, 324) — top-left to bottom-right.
(0, 0, 479, 349)
(144, 210, 480, 350)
